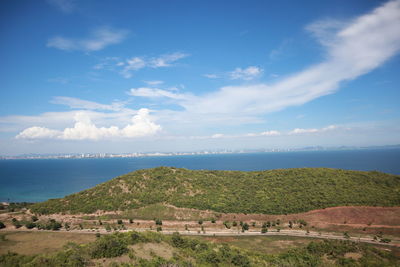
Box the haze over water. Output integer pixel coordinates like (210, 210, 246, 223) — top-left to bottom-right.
(1, 149, 399, 203)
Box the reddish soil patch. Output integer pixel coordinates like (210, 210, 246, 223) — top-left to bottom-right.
(220, 206, 400, 226)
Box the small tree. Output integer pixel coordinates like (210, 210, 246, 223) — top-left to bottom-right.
(117, 219, 123, 225)
(25, 222, 36, 229)
(0, 221, 6, 229)
(232, 221, 237, 227)
(155, 219, 162, 225)
(198, 220, 203, 225)
(211, 218, 216, 223)
(31, 216, 38, 222)
(242, 223, 249, 232)
(343, 232, 350, 239)
(156, 226, 162, 232)
(261, 226, 268, 233)
(129, 219, 133, 224)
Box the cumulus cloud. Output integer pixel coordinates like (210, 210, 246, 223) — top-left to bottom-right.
(289, 125, 337, 135)
(16, 127, 61, 139)
(15, 109, 161, 140)
(47, 27, 129, 52)
(229, 66, 263, 80)
(181, 0, 400, 117)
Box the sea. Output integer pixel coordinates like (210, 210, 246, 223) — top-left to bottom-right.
(1, 149, 399, 203)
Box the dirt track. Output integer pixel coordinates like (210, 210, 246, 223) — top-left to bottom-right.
(2, 227, 399, 248)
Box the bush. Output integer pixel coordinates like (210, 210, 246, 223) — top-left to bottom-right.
(117, 219, 123, 225)
(90, 234, 128, 258)
(0, 221, 5, 229)
(25, 222, 36, 229)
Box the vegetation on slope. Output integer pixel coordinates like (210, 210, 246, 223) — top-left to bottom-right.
(1, 231, 399, 267)
(30, 167, 400, 215)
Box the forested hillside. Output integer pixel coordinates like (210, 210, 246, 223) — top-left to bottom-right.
(30, 167, 400, 215)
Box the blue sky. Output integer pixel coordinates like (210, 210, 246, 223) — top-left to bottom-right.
(1, 0, 400, 155)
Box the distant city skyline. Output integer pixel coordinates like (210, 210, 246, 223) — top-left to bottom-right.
(1, 0, 400, 156)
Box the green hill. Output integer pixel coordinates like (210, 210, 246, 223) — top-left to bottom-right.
(30, 167, 400, 215)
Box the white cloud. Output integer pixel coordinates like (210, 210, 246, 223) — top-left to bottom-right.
(16, 127, 61, 139)
(203, 74, 218, 79)
(181, 0, 400, 117)
(128, 87, 188, 100)
(51, 96, 124, 111)
(289, 125, 337, 135)
(246, 130, 281, 137)
(229, 66, 263, 80)
(211, 133, 224, 138)
(47, 0, 75, 13)
(121, 57, 146, 78)
(47, 27, 129, 52)
(118, 52, 189, 78)
(144, 80, 164, 86)
(15, 109, 161, 141)
(149, 52, 188, 67)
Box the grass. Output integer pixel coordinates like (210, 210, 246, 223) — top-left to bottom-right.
(1, 231, 399, 266)
(0, 231, 96, 255)
(198, 235, 317, 254)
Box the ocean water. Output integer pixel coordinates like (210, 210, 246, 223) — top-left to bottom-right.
(1, 149, 399, 203)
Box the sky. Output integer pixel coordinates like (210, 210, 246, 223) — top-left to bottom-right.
(1, 0, 400, 155)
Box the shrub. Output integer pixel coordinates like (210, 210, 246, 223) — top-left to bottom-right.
(25, 222, 36, 229)
(90, 234, 128, 258)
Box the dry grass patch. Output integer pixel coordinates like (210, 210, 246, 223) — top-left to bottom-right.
(130, 242, 175, 260)
(0, 231, 95, 255)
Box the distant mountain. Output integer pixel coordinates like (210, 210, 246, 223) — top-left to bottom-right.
(30, 167, 400, 215)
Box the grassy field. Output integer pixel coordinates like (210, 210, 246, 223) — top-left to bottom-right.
(0, 231, 96, 255)
(1, 230, 399, 266)
(198, 235, 317, 254)
(30, 167, 400, 215)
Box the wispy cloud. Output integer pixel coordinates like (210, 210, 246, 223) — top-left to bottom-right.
(128, 87, 188, 100)
(47, 77, 69, 84)
(180, 0, 400, 118)
(203, 74, 219, 79)
(47, 0, 75, 13)
(47, 27, 129, 52)
(51, 96, 125, 111)
(119, 52, 189, 78)
(144, 80, 164, 86)
(229, 66, 263, 80)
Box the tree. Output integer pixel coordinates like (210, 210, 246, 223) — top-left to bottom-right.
(211, 218, 216, 223)
(241, 223, 249, 232)
(232, 221, 237, 227)
(117, 219, 123, 225)
(0, 221, 5, 229)
(31, 216, 38, 222)
(25, 222, 36, 229)
(198, 220, 203, 225)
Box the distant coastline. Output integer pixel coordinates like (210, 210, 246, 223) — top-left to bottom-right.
(1, 144, 399, 160)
